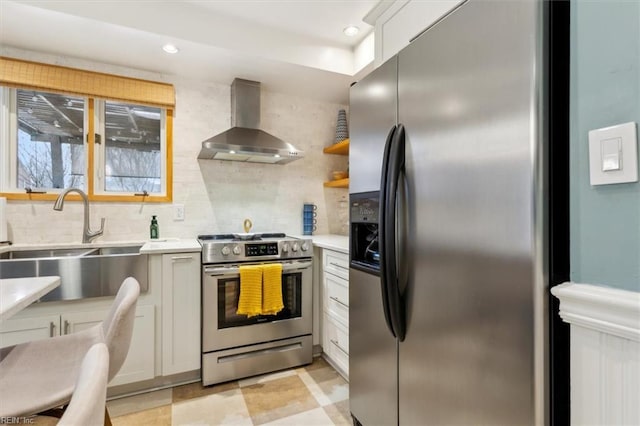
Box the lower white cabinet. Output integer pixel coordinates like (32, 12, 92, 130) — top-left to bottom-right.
(322, 312, 349, 374)
(0, 314, 61, 347)
(63, 306, 155, 386)
(160, 252, 201, 375)
(0, 246, 202, 391)
(325, 272, 349, 326)
(0, 305, 155, 387)
(321, 249, 349, 378)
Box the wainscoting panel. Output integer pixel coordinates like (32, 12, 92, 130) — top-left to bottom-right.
(551, 282, 640, 426)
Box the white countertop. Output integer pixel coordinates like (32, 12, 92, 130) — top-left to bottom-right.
(2, 236, 339, 256)
(309, 235, 349, 254)
(0, 276, 61, 321)
(140, 238, 202, 254)
(1, 239, 202, 255)
(1, 240, 144, 254)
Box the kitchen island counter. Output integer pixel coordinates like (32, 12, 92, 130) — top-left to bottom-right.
(0, 276, 60, 321)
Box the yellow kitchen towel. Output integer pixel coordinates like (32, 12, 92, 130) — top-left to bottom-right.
(262, 263, 284, 315)
(236, 265, 263, 317)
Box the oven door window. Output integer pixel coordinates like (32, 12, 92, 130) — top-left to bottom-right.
(218, 272, 302, 328)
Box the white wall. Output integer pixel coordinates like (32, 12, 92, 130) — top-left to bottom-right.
(2, 47, 349, 244)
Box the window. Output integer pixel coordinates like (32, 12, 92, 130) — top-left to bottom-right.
(96, 100, 166, 195)
(11, 89, 86, 191)
(0, 57, 175, 202)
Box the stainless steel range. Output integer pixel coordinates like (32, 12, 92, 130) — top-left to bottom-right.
(199, 232, 313, 386)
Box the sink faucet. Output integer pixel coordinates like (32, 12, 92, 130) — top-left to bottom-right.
(53, 188, 105, 243)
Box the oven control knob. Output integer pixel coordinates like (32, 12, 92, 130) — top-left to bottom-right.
(221, 245, 231, 256)
(232, 245, 241, 255)
(301, 242, 309, 252)
(292, 243, 299, 252)
(282, 243, 289, 253)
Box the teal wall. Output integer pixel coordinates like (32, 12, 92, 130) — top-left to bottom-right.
(570, 0, 640, 291)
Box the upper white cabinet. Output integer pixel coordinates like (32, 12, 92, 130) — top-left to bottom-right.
(375, 0, 464, 65)
(160, 252, 201, 376)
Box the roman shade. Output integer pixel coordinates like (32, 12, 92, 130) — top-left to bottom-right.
(0, 56, 175, 108)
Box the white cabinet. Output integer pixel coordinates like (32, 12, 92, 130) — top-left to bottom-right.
(160, 252, 201, 375)
(0, 305, 155, 387)
(62, 306, 155, 386)
(0, 314, 60, 347)
(322, 312, 349, 375)
(325, 272, 349, 326)
(374, 0, 464, 65)
(0, 244, 202, 392)
(321, 249, 350, 378)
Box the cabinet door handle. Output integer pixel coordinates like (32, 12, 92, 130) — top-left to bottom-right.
(49, 321, 56, 337)
(64, 320, 70, 335)
(172, 255, 194, 262)
(330, 339, 349, 355)
(329, 296, 348, 308)
(329, 262, 349, 270)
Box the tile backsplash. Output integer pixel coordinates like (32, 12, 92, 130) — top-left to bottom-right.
(2, 47, 349, 244)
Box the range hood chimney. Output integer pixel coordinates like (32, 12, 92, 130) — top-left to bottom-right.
(198, 78, 304, 164)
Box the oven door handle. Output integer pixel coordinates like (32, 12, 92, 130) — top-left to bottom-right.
(204, 260, 313, 276)
(205, 266, 241, 276)
(283, 260, 313, 272)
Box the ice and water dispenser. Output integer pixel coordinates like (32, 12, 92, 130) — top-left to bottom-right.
(350, 192, 380, 273)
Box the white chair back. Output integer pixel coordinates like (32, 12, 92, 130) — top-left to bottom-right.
(102, 276, 140, 381)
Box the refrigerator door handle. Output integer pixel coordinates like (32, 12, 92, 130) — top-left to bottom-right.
(384, 123, 407, 341)
(379, 124, 398, 338)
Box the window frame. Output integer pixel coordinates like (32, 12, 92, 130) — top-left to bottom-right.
(0, 87, 173, 203)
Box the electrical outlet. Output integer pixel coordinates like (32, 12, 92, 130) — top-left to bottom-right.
(173, 204, 185, 221)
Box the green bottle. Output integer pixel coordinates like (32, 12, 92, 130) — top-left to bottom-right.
(150, 215, 159, 239)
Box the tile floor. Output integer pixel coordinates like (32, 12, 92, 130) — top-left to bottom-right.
(107, 357, 350, 426)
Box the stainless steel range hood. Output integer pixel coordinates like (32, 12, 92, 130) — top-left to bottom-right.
(198, 79, 304, 165)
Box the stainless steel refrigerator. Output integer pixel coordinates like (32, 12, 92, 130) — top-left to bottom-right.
(348, 0, 570, 425)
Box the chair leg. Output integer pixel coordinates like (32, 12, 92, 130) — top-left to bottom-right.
(104, 407, 113, 426)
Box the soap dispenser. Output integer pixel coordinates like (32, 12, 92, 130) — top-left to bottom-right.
(150, 215, 159, 239)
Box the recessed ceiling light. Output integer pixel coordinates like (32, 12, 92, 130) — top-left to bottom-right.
(343, 26, 360, 37)
(162, 44, 179, 54)
(229, 150, 236, 154)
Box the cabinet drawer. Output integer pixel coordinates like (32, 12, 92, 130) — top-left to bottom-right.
(324, 273, 348, 326)
(322, 313, 349, 376)
(323, 250, 349, 280)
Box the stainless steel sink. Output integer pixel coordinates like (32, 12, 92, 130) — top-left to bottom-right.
(0, 247, 97, 259)
(89, 246, 142, 255)
(0, 244, 148, 302)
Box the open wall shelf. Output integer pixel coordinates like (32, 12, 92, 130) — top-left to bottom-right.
(323, 139, 349, 188)
(323, 139, 349, 155)
(323, 178, 349, 188)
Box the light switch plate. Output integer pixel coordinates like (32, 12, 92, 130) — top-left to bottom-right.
(588, 122, 638, 185)
(173, 204, 185, 221)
